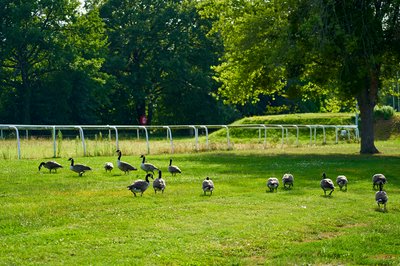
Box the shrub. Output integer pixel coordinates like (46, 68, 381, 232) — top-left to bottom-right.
(374, 105, 396, 120)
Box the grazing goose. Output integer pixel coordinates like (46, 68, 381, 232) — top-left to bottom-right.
(127, 173, 153, 197)
(202, 177, 214, 196)
(104, 162, 114, 172)
(375, 183, 388, 211)
(267, 177, 279, 192)
(168, 159, 181, 176)
(116, 150, 137, 174)
(153, 170, 166, 194)
(68, 158, 91, 176)
(372, 174, 386, 190)
(336, 175, 348, 191)
(320, 172, 335, 196)
(282, 173, 294, 189)
(140, 155, 159, 174)
(38, 161, 63, 173)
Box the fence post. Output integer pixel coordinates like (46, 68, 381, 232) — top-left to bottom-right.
(163, 126, 174, 154)
(221, 125, 231, 150)
(75, 126, 86, 156)
(189, 126, 198, 151)
(139, 126, 150, 154)
(261, 125, 267, 149)
(277, 125, 284, 148)
(108, 126, 119, 150)
(200, 126, 209, 150)
(9, 126, 21, 159)
(52, 126, 56, 158)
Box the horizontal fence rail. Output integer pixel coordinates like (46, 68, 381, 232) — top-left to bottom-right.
(0, 124, 359, 159)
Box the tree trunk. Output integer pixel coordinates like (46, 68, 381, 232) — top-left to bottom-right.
(357, 67, 380, 154)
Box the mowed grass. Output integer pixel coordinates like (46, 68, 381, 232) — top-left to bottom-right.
(1, 149, 400, 265)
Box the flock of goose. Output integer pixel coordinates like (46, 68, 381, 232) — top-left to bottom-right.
(261, 172, 387, 211)
(38, 152, 388, 210)
(38, 150, 215, 197)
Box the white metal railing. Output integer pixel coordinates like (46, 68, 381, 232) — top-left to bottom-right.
(0, 124, 359, 159)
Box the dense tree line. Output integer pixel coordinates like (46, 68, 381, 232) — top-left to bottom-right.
(0, 0, 237, 125)
(1, 0, 399, 153)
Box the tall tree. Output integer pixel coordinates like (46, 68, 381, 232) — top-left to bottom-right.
(199, 0, 400, 154)
(0, 0, 78, 123)
(0, 0, 108, 124)
(100, 0, 224, 125)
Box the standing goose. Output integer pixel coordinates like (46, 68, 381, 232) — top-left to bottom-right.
(116, 150, 137, 174)
(336, 175, 348, 191)
(168, 159, 182, 176)
(372, 174, 386, 190)
(267, 177, 279, 192)
(38, 161, 63, 173)
(104, 162, 114, 172)
(375, 183, 388, 211)
(140, 155, 159, 174)
(153, 170, 166, 194)
(68, 158, 91, 176)
(320, 172, 335, 196)
(282, 173, 294, 189)
(127, 173, 153, 197)
(202, 177, 214, 196)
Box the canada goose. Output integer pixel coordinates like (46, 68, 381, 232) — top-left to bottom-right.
(321, 172, 335, 196)
(202, 177, 214, 196)
(68, 158, 91, 176)
(372, 174, 386, 190)
(153, 170, 166, 193)
(116, 150, 137, 174)
(127, 173, 153, 197)
(140, 155, 159, 174)
(38, 161, 63, 173)
(282, 173, 294, 189)
(168, 159, 181, 176)
(375, 183, 388, 211)
(336, 175, 348, 191)
(267, 177, 279, 192)
(104, 162, 114, 172)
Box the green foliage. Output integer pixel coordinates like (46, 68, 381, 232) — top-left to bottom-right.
(199, 0, 400, 153)
(198, 0, 289, 105)
(374, 105, 396, 120)
(0, 0, 109, 124)
(99, 0, 226, 125)
(1, 151, 400, 264)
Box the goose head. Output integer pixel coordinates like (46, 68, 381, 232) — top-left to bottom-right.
(116, 150, 122, 159)
(145, 173, 154, 182)
(38, 162, 45, 171)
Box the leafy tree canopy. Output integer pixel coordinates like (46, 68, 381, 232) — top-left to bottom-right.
(199, 0, 400, 153)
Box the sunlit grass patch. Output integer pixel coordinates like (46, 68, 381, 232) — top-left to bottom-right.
(1, 150, 400, 264)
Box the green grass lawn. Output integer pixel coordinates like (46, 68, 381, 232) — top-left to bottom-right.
(1, 147, 400, 265)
